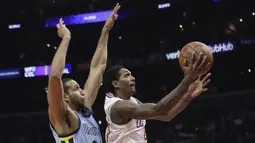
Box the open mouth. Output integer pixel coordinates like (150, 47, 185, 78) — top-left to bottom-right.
(130, 82, 136, 87)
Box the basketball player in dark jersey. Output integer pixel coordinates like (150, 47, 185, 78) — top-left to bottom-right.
(47, 4, 120, 143)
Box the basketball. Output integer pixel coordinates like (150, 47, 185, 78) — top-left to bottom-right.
(179, 41, 214, 75)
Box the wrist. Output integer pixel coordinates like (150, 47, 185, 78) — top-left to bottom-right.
(63, 35, 71, 39)
(184, 92, 195, 100)
(182, 76, 193, 85)
(102, 28, 110, 34)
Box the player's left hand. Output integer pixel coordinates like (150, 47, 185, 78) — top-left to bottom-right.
(103, 3, 121, 32)
(187, 73, 211, 98)
(56, 18, 71, 38)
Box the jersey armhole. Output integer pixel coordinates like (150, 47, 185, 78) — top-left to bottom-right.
(106, 101, 115, 124)
(49, 113, 81, 138)
(81, 107, 93, 118)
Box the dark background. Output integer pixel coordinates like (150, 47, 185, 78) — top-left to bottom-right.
(1, 0, 255, 142)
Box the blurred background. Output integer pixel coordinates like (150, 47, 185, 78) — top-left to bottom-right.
(1, 0, 255, 142)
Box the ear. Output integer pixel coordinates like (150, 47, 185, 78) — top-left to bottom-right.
(112, 80, 119, 88)
(64, 93, 69, 103)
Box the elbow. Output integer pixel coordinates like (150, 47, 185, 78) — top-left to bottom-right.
(92, 63, 106, 72)
(101, 64, 106, 71)
(49, 71, 62, 79)
(90, 61, 107, 70)
(165, 119, 172, 122)
(162, 115, 174, 122)
(99, 60, 107, 70)
(159, 114, 175, 122)
(161, 118, 172, 122)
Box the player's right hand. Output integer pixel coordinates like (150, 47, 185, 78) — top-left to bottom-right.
(56, 18, 71, 38)
(187, 73, 211, 98)
(103, 3, 121, 32)
(183, 52, 211, 82)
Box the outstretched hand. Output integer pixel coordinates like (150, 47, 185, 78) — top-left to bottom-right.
(183, 52, 211, 82)
(56, 18, 71, 38)
(188, 73, 211, 98)
(103, 3, 121, 32)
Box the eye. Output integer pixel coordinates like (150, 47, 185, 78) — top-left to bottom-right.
(74, 85, 79, 90)
(124, 73, 130, 77)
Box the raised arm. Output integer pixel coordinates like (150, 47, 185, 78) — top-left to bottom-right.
(47, 19, 72, 128)
(111, 53, 211, 120)
(84, 3, 121, 109)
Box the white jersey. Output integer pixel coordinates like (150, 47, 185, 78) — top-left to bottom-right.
(104, 92, 147, 143)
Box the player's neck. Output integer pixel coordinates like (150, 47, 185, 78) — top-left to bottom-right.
(115, 90, 132, 100)
(68, 103, 81, 113)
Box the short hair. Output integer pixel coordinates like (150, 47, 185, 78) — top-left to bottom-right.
(62, 78, 73, 94)
(103, 65, 124, 93)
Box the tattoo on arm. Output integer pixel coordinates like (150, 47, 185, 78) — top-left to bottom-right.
(151, 93, 193, 121)
(153, 78, 191, 115)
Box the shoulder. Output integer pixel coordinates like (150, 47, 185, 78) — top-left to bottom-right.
(110, 100, 139, 125)
(104, 93, 122, 109)
(132, 97, 143, 104)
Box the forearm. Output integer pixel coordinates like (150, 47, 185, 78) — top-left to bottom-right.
(154, 77, 192, 114)
(90, 31, 109, 69)
(168, 93, 193, 118)
(83, 31, 108, 108)
(84, 64, 106, 108)
(50, 36, 71, 78)
(114, 87, 193, 120)
(156, 92, 193, 121)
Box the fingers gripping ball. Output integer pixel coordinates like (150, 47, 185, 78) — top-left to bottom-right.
(179, 41, 214, 74)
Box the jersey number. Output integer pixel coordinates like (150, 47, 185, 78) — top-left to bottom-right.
(136, 120, 144, 128)
(60, 136, 98, 143)
(60, 136, 74, 143)
(137, 120, 147, 140)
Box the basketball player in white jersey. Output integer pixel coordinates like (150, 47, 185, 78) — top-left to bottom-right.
(103, 53, 211, 143)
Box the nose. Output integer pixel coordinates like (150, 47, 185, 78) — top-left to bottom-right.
(131, 76, 135, 82)
(80, 89, 85, 95)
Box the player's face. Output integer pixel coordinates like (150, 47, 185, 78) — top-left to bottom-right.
(115, 68, 136, 95)
(65, 80, 85, 107)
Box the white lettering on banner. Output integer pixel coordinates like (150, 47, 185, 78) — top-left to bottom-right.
(8, 24, 21, 29)
(158, 3, 171, 9)
(165, 42, 235, 60)
(24, 66, 36, 77)
(84, 15, 96, 20)
(166, 50, 180, 60)
(44, 65, 48, 76)
(63, 68, 70, 74)
(208, 42, 234, 53)
(0, 71, 19, 76)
